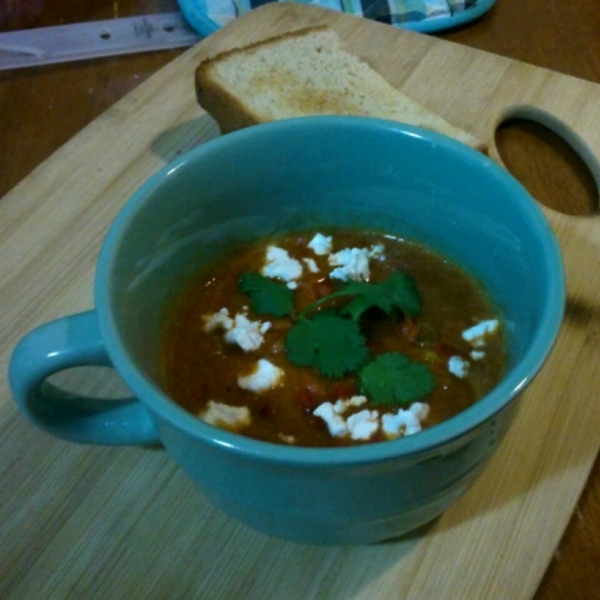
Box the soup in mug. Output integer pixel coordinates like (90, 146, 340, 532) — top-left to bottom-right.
(160, 230, 506, 447)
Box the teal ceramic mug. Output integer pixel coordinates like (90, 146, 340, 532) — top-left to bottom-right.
(9, 116, 565, 545)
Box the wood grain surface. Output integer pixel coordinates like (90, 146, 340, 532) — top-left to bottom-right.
(1, 1, 599, 598)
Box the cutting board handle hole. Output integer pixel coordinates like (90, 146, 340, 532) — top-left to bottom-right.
(494, 106, 599, 215)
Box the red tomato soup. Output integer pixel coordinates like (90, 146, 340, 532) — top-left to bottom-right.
(160, 230, 506, 447)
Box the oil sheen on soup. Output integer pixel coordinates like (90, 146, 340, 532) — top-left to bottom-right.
(160, 230, 506, 447)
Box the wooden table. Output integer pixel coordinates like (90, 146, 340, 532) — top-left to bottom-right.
(1, 1, 598, 597)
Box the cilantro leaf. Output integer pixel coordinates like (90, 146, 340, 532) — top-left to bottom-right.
(303, 272, 422, 321)
(359, 352, 434, 405)
(239, 272, 294, 317)
(285, 312, 369, 378)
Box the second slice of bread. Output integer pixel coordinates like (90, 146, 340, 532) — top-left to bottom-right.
(196, 27, 486, 152)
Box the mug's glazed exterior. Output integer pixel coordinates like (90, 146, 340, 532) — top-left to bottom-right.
(9, 117, 565, 544)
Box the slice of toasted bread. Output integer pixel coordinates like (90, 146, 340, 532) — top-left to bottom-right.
(195, 26, 487, 152)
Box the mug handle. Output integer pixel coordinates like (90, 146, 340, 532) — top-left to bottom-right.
(8, 310, 160, 445)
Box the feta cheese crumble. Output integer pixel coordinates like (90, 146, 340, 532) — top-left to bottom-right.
(368, 244, 386, 260)
(200, 400, 251, 430)
(331, 395, 368, 414)
(347, 395, 368, 407)
(462, 319, 499, 348)
(203, 308, 233, 332)
(313, 402, 348, 437)
(203, 308, 270, 352)
(346, 410, 380, 441)
(313, 397, 428, 441)
(224, 314, 271, 352)
(448, 355, 470, 379)
(238, 359, 284, 393)
(261, 246, 303, 282)
(381, 403, 430, 438)
(332, 399, 348, 414)
(470, 350, 486, 361)
(307, 233, 332, 255)
(328, 247, 371, 281)
(327, 243, 387, 282)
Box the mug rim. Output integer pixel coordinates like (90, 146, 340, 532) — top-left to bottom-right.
(95, 115, 566, 466)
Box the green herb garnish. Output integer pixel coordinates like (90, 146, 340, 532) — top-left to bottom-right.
(302, 272, 422, 321)
(285, 311, 369, 378)
(239, 272, 295, 317)
(359, 352, 435, 405)
(240, 270, 432, 396)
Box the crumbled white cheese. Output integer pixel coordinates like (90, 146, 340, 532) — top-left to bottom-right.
(313, 402, 348, 437)
(262, 246, 303, 282)
(303, 257, 319, 273)
(238, 359, 284, 393)
(448, 355, 470, 378)
(200, 400, 251, 430)
(381, 403, 430, 438)
(346, 409, 380, 441)
(278, 433, 296, 445)
(331, 396, 368, 416)
(347, 395, 368, 407)
(328, 247, 371, 281)
(224, 313, 271, 352)
(462, 319, 499, 348)
(307, 233, 333, 255)
(287, 281, 298, 290)
(312, 396, 377, 441)
(203, 308, 233, 332)
(332, 399, 348, 414)
(314, 397, 429, 441)
(368, 244, 386, 260)
(204, 309, 270, 352)
(409, 402, 430, 422)
(470, 350, 486, 361)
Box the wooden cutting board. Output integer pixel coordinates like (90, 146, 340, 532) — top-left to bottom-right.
(1, 5, 599, 599)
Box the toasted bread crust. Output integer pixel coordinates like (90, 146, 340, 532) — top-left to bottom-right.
(195, 71, 261, 133)
(197, 25, 330, 72)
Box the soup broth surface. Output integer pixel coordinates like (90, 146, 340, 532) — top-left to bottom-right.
(160, 230, 506, 447)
